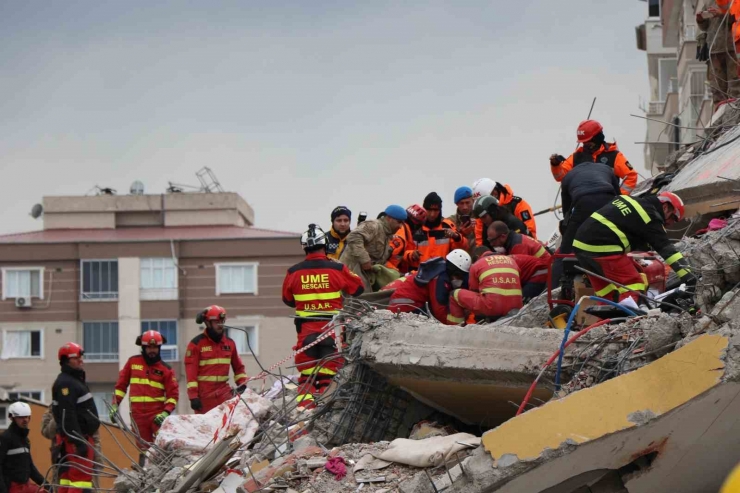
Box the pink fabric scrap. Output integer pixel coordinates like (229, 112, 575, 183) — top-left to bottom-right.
(325, 456, 347, 480)
(708, 218, 728, 231)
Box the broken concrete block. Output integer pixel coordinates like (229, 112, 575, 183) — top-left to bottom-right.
(711, 288, 740, 324)
(159, 466, 184, 492)
(113, 469, 142, 492)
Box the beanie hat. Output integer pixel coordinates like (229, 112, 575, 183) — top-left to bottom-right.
(453, 186, 473, 204)
(331, 206, 352, 222)
(384, 205, 408, 221)
(423, 192, 443, 210)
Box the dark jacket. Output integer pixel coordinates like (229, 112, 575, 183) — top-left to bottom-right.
(52, 365, 100, 439)
(574, 195, 696, 284)
(561, 162, 620, 219)
(0, 422, 45, 492)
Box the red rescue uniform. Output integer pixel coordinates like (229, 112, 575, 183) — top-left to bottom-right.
(385, 269, 459, 325)
(551, 142, 637, 195)
(449, 254, 523, 321)
(509, 254, 548, 299)
(504, 231, 551, 261)
(496, 184, 537, 239)
(282, 251, 364, 407)
(113, 355, 179, 445)
(185, 332, 247, 414)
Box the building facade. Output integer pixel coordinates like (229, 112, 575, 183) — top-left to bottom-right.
(0, 191, 303, 425)
(636, 0, 713, 174)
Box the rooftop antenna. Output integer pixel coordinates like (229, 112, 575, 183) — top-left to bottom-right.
(30, 204, 43, 219)
(196, 167, 225, 193)
(130, 180, 145, 195)
(95, 186, 117, 195)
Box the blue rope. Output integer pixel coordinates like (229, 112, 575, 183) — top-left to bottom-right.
(553, 296, 638, 390)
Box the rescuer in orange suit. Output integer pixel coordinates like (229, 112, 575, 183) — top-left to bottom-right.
(111, 330, 178, 460)
(386, 204, 426, 273)
(282, 224, 365, 408)
(472, 178, 537, 240)
(414, 192, 468, 265)
(550, 120, 638, 195)
(185, 306, 248, 414)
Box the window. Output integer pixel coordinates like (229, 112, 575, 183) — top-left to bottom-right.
(91, 390, 114, 423)
(141, 320, 178, 361)
(2, 267, 44, 299)
(228, 325, 259, 356)
(216, 263, 258, 295)
(0, 405, 7, 429)
(81, 260, 118, 300)
(648, 0, 660, 18)
(658, 58, 678, 102)
(140, 258, 178, 300)
(8, 390, 43, 402)
(0, 329, 43, 359)
(83, 322, 119, 362)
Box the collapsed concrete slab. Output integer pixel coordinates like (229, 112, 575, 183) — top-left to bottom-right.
(433, 330, 740, 493)
(358, 311, 565, 427)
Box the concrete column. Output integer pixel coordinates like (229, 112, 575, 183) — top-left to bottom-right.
(117, 257, 141, 424)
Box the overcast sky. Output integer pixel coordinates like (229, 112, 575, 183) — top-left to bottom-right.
(0, 1, 650, 239)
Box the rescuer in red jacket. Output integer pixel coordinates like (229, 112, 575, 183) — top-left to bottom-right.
(385, 250, 471, 325)
(448, 251, 523, 323)
(487, 221, 551, 261)
(509, 254, 548, 300)
(185, 306, 248, 414)
(110, 330, 178, 456)
(282, 224, 365, 408)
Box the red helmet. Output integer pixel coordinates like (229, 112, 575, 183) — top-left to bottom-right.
(576, 120, 604, 143)
(58, 342, 84, 361)
(204, 305, 227, 322)
(406, 204, 427, 225)
(136, 330, 165, 347)
(657, 191, 685, 221)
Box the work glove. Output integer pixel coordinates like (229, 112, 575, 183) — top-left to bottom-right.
(75, 440, 89, 458)
(108, 404, 118, 423)
(683, 272, 699, 289)
(549, 154, 565, 167)
(190, 398, 203, 411)
(153, 411, 169, 426)
(232, 384, 247, 396)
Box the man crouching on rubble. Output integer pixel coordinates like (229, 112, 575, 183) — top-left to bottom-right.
(448, 244, 524, 324)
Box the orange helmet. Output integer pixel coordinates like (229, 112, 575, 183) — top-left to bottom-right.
(576, 120, 604, 143)
(136, 330, 166, 347)
(657, 191, 685, 221)
(58, 342, 84, 361)
(406, 204, 427, 225)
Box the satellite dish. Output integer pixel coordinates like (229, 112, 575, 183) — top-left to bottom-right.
(30, 204, 43, 219)
(130, 181, 145, 195)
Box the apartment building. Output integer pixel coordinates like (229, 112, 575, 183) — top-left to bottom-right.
(636, 0, 713, 174)
(0, 190, 303, 426)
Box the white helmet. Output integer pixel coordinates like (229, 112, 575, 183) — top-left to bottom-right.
(300, 223, 327, 250)
(8, 402, 32, 418)
(446, 249, 472, 273)
(472, 178, 496, 199)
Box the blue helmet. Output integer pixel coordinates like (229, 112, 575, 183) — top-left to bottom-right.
(384, 205, 408, 221)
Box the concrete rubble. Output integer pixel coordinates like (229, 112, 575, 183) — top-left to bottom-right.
(114, 213, 740, 493)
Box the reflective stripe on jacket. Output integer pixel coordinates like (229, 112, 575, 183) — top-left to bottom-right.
(573, 195, 694, 282)
(185, 332, 247, 400)
(114, 354, 179, 414)
(552, 142, 637, 195)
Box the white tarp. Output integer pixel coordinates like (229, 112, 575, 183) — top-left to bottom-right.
(155, 389, 272, 454)
(371, 433, 480, 468)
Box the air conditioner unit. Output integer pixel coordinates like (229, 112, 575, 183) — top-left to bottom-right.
(15, 297, 32, 308)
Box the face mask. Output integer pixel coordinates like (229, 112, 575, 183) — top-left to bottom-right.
(493, 247, 506, 254)
(451, 279, 463, 288)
